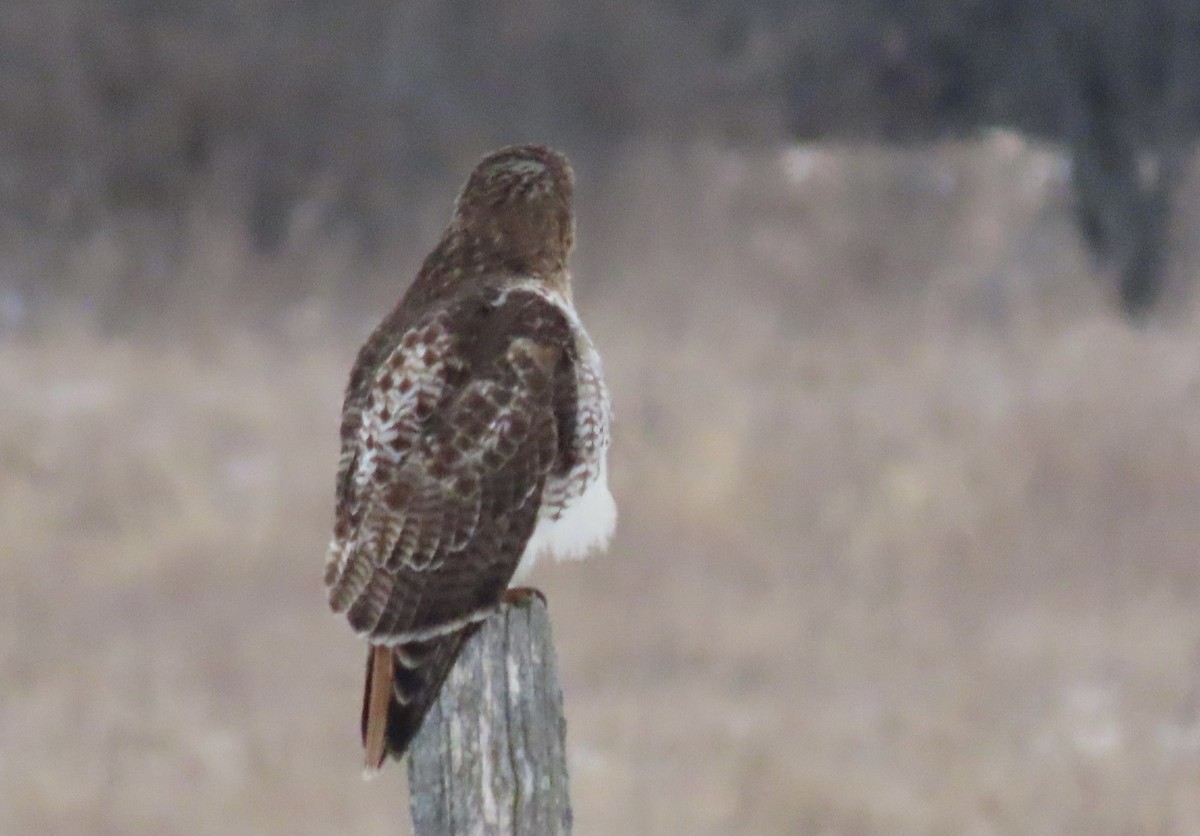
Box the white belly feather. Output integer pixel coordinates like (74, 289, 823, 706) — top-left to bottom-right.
(511, 461, 615, 585)
(502, 278, 614, 587)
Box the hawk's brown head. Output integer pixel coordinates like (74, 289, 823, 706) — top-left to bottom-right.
(452, 146, 574, 275)
(453, 145, 576, 254)
(405, 145, 576, 308)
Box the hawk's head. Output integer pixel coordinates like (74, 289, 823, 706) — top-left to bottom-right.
(450, 145, 576, 279)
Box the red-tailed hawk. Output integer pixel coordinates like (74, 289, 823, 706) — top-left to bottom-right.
(324, 145, 615, 773)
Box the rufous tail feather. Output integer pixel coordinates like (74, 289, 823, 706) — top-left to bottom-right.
(362, 644, 393, 777)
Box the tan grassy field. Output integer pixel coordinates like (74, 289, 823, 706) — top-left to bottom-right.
(5, 137, 1200, 834)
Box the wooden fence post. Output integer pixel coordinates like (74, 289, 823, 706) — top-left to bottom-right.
(407, 596, 573, 835)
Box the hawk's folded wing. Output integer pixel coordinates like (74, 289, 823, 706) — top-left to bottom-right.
(324, 285, 574, 643)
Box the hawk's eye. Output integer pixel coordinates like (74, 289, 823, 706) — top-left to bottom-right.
(479, 302, 491, 316)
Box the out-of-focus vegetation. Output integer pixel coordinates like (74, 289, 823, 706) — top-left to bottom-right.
(4, 1, 1200, 316)
(5, 4, 1200, 834)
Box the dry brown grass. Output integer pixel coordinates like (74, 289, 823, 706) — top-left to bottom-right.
(5, 137, 1200, 834)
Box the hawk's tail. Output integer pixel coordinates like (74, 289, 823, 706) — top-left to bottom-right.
(361, 626, 480, 774)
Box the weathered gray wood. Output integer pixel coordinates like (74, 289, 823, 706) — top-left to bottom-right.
(407, 597, 572, 835)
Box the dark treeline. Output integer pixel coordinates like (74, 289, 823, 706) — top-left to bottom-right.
(4, 0, 1199, 315)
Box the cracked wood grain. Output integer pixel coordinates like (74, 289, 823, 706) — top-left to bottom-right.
(407, 596, 572, 835)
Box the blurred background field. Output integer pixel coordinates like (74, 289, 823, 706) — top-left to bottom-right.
(5, 3, 1200, 834)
